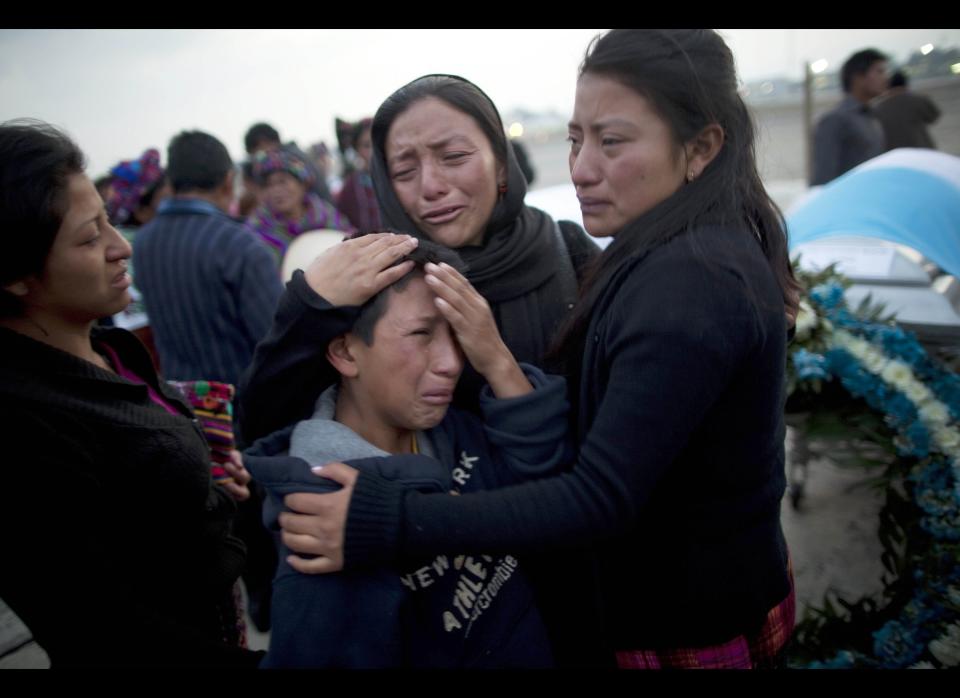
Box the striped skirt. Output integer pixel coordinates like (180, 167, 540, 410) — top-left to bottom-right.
(616, 561, 796, 670)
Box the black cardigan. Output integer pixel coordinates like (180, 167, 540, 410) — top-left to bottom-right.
(0, 326, 260, 667)
(342, 224, 791, 653)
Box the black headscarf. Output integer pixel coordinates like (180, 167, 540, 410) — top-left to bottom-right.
(369, 74, 578, 371)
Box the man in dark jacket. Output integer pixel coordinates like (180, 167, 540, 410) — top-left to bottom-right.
(133, 130, 284, 633)
(874, 70, 941, 151)
(811, 48, 889, 185)
(134, 130, 282, 386)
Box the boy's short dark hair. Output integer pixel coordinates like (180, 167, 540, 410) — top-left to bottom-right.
(167, 130, 233, 194)
(841, 48, 888, 92)
(351, 235, 466, 346)
(244, 122, 281, 154)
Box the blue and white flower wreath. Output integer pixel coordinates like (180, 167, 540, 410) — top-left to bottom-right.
(789, 276, 960, 669)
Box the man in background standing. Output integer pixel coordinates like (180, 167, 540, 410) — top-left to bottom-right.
(134, 130, 284, 632)
(134, 130, 282, 386)
(874, 70, 941, 151)
(811, 48, 889, 186)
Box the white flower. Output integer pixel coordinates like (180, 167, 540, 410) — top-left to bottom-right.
(834, 333, 873, 364)
(881, 360, 913, 389)
(863, 351, 889, 374)
(929, 623, 960, 667)
(795, 302, 818, 340)
(933, 426, 960, 451)
(921, 402, 952, 427)
(849, 337, 872, 358)
(831, 329, 855, 350)
(907, 660, 936, 669)
(905, 381, 933, 404)
(947, 586, 960, 607)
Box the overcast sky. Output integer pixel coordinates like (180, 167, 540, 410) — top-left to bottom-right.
(2, 28, 956, 178)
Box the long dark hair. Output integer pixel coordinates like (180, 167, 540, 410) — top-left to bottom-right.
(0, 119, 86, 318)
(550, 29, 801, 369)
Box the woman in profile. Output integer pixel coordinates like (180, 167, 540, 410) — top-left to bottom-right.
(0, 120, 260, 667)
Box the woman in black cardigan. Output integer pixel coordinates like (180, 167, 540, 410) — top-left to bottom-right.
(273, 30, 803, 669)
(0, 120, 261, 667)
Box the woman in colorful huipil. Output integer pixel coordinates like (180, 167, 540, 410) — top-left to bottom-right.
(247, 149, 353, 261)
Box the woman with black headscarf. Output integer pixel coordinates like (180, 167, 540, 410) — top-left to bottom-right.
(237, 74, 598, 444)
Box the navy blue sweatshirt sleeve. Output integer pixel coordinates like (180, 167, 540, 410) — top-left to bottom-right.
(342, 245, 772, 566)
(243, 429, 447, 668)
(252, 448, 408, 669)
(236, 270, 360, 447)
(477, 363, 573, 480)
